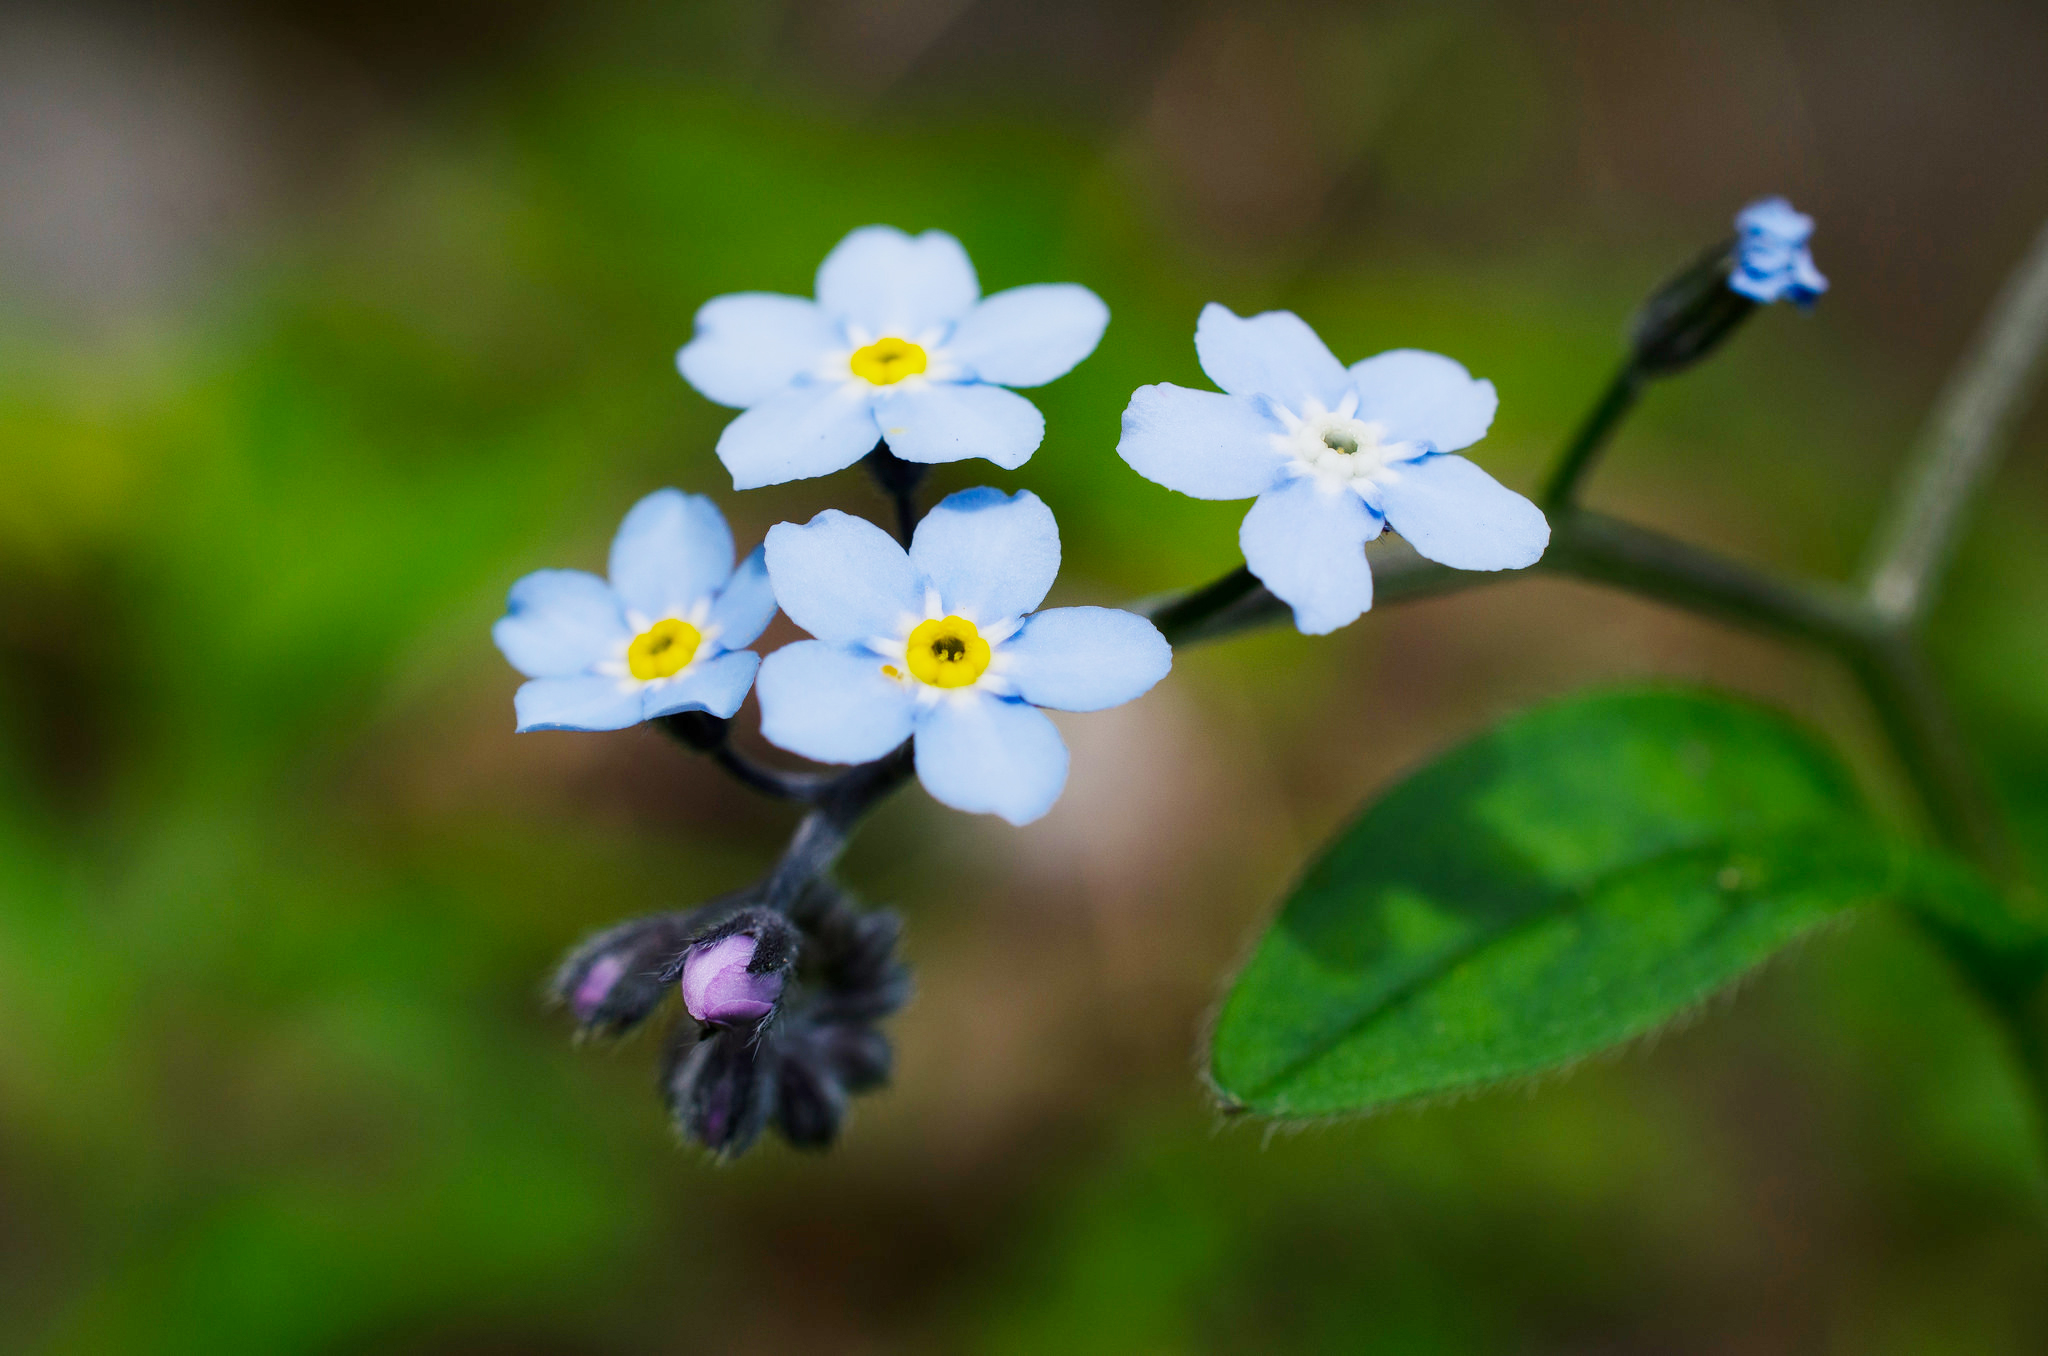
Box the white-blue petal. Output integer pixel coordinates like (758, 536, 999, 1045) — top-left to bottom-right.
(946, 284, 1108, 388)
(1000, 606, 1171, 712)
(493, 569, 630, 678)
(1239, 477, 1382, 635)
(1117, 383, 1289, 501)
(608, 489, 734, 622)
(714, 383, 881, 490)
(1378, 453, 1548, 572)
(756, 640, 917, 764)
(1346, 350, 1498, 453)
(874, 382, 1043, 470)
(1736, 196, 1812, 244)
(909, 487, 1060, 624)
(676, 293, 838, 409)
(913, 692, 1069, 826)
(1789, 250, 1829, 302)
(1194, 303, 1350, 409)
(707, 546, 776, 651)
(764, 509, 922, 646)
(642, 650, 760, 721)
(815, 225, 979, 338)
(514, 676, 644, 733)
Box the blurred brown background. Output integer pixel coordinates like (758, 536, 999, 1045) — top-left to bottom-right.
(3, 2, 2047, 1352)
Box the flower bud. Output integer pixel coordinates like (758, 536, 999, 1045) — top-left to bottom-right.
(1728, 196, 1827, 308)
(1629, 196, 1826, 377)
(680, 933, 787, 1025)
(775, 1052, 848, 1149)
(803, 904, 912, 1022)
(564, 883, 910, 1157)
(552, 911, 701, 1036)
(664, 1027, 777, 1157)
(1628, 242, 1755, 377)
(814, 1021, 893, 1092)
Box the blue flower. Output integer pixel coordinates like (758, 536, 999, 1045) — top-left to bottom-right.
(677, 226, 1109, 490)
(1729, 196, 1827, 307)
(494, 489, 777, 732)
(755, 488, 1171, 826)
(1117, 305, 1548, 635)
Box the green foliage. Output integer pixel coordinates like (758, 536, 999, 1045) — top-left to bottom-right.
(1211, 688, 1938, 1117)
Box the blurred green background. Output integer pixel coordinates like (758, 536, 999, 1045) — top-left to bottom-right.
(4, 1, 2048, 1351)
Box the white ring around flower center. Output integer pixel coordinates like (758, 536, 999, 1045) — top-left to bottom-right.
(1270, 395, 1421, 491)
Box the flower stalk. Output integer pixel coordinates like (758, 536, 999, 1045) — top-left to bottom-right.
(1135, 211, 2048, 1158)
(545, 202, 2048, 1160)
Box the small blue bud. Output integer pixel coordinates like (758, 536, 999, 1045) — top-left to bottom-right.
(1630, 196, 1828, 376)
(1729, 196, 1828, 308)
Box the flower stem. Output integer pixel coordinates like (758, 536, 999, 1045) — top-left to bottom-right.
(710, 745, 831, 802)
(1145, 543, 1470, 645)
(1844, 634, 2019, 882)
(863, 440, 929, 546)
(1540, 362, 1642, 510)
(658, 713, 829, 801)
(1148, 565, 1261, 645)
(1862, 216, 2048, 627)
(762, 743, 916, 911)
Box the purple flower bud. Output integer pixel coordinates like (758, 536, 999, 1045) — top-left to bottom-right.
(553, 908, 714, 1036)
(665, 1026, 777, 1157)
(680, 933, 785, 1025)
(776, 1054, 847, 1148)
(571, 954, 628, 1019)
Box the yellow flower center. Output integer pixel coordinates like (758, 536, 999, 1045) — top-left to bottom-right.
(849, 337, 928, 386)
(626, 618, 702, 681)
(903, 616, 991, 688)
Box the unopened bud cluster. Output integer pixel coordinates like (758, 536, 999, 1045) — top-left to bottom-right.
(552, 883, 907, 1157)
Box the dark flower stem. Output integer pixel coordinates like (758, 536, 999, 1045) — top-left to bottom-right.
(1540, 361, 1642, 510)
(1148, 565, 1261, 646)
(863, 439, 930, 546)
(762, 743, 917, 916)
(710, 744, 831, 801)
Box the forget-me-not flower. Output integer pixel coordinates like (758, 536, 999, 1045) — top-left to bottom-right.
(677, 226, 1109, 490)
(1117, 304, 1548, 635)
(1729, 197, 1827, 307)
(754, 488, 1171, 826)
(494, 489, 777, 731)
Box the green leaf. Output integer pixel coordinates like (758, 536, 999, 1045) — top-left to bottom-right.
(1210, 687, 1902, 1117)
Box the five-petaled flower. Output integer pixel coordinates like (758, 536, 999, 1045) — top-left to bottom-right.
(1729, 197, 1827, 307)
(1117, 304, 1549, 635)
(754, 488, 1171, 825)
(677, 226, 1109, 490)
(494, 489, 776, 731)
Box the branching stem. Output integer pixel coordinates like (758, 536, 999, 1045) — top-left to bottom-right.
(687, 217, 2048, 1141)
(1863, 217, 2048, 627)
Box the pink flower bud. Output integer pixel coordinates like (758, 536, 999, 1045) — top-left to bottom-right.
(571, 954, 628, 1019)
(680, 933, 785, 1025)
